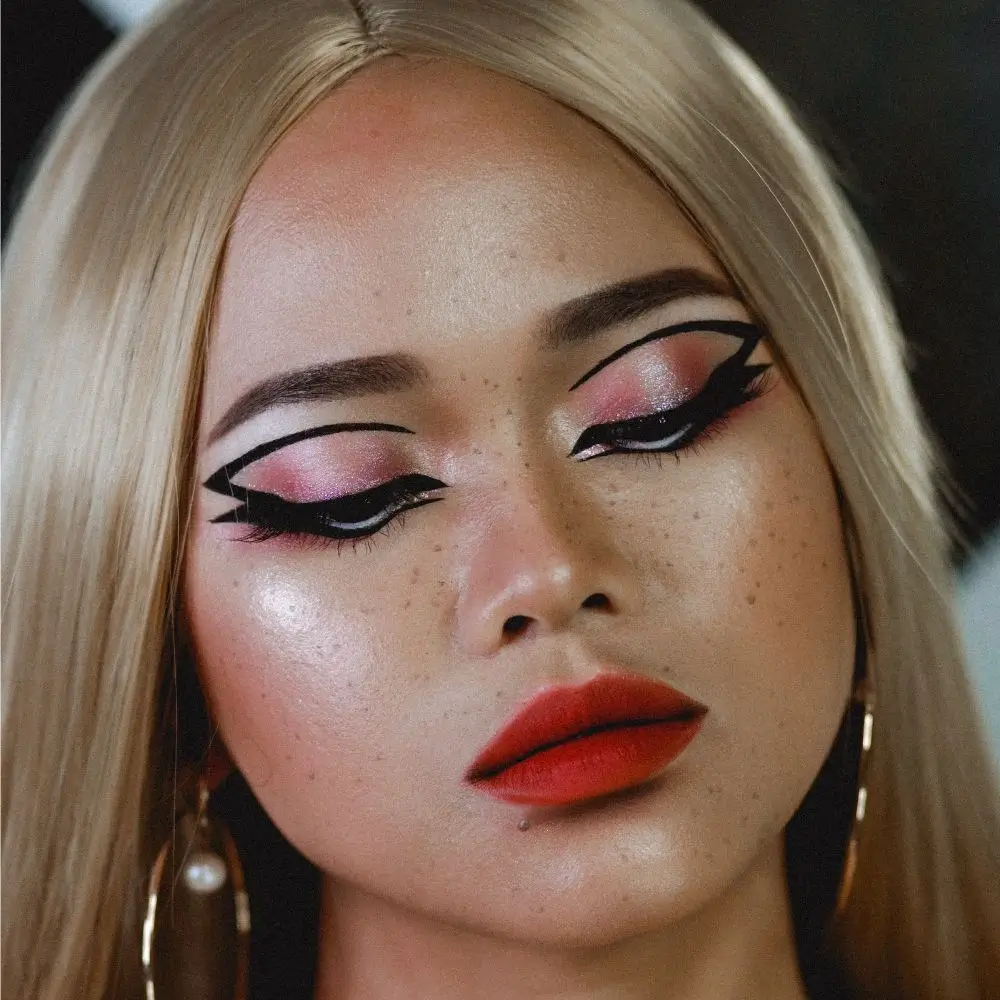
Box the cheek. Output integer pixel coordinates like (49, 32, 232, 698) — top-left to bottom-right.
(182, 524, 468, 878)
(616, 384, 855, 824)
(183, 547, 410, 819)
(715, 411, 854, 817)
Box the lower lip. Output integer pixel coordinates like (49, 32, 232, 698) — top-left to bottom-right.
(468, 718, 704, 807)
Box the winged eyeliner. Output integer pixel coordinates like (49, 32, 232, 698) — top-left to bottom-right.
(568, 318, 761, 391)
(203, 319, 769, 537)
(203, 421, 414, 496)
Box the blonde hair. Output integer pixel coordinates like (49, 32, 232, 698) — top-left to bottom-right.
(4, 1, 998, 997)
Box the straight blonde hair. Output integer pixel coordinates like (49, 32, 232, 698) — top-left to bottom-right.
(4, 1, 998, 997)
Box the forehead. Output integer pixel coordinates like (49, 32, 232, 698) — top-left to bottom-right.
(208, 57, 723, 404)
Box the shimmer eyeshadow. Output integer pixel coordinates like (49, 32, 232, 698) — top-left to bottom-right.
(231, 433, 411, 503)
(573, 329, 750, 427)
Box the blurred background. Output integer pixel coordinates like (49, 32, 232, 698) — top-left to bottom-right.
(3, 0, 998, 759)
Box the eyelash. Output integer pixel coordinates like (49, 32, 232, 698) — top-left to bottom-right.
(570, 362, 775, 462)
(242, 508, 413, 554)
(215, 474, 447, 551)
(216, 358, 775, 551)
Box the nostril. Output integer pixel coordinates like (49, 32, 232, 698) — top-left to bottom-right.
(581, 592, 611, 610)
(502, 614, 532, 637)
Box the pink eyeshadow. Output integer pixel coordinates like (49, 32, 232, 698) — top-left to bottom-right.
(234, 434, 409, 502)
(580, 334, 716, 425)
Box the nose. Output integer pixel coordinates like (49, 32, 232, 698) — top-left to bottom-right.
(455, 479, 641, 657)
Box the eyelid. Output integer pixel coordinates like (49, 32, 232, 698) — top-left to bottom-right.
(203, 421, 413, 496)
(209, 474, 448, 536)
(569, 319, 762, 392)
(568, 355, 771, 458)
(211, 469, 445, 512)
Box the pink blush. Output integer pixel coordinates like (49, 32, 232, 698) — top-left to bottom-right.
(234, 435, 409, 502)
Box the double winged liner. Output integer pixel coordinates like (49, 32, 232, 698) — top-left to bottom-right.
(204, 320, 772, 544)
(568, 319, 771, 460)
(203, 422, 448, 543)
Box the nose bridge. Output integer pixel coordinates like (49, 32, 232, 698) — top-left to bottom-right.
(455, 457, 635, 656)
(484, 488, 576, 602)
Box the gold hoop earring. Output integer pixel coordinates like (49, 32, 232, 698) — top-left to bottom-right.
(142, 777, 251, 999)
(834, 680, 875, 916)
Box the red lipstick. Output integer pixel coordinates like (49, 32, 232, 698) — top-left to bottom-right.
(464, 672, 707, 806)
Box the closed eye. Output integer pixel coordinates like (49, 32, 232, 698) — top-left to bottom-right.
(569, 359, 774, 461)
(209, 473, 449, 544)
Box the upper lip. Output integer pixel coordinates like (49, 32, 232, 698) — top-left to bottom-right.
(465, 671, 708, 780)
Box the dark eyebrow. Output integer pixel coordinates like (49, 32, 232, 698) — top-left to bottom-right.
(207, 353, 428, 445)
(207, 266, 737, 446)
(540, 266, 738, 349)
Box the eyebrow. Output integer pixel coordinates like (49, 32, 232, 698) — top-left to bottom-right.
(539, 266, 736, 349)
(207, 354, 429, 445)
(206, 266, 738, 445)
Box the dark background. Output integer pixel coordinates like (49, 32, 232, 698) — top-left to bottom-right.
(4, 0, 999, 560)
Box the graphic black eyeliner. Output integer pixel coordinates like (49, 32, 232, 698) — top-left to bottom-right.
(210, 475, 448, 538)
(568, 321, 771, 458)
(203, 321, 769, 544)
(203, 421, 413, 498)
(203, 421, 446, 543)
(568, 319, 762, 391)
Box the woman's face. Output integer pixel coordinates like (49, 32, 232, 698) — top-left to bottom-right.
(185, 58, 855, 945)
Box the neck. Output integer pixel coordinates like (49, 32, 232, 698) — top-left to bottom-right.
(314, 838, 808, 1000)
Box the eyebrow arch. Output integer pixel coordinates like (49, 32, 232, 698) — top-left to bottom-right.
(207, 353, 428, 445)
(540, 266, 739, 350)
(206, 266, 738, 446)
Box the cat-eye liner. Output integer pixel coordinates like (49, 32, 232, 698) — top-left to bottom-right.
(205, 319, 765, 487)
(568, 318, 762, 391)
(569, 328, 770, 459)
(202, 422, 441, 540)
(209, 474, 448, 538)
(203, 318, 770, 543)
(202, 421, 413, 497)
